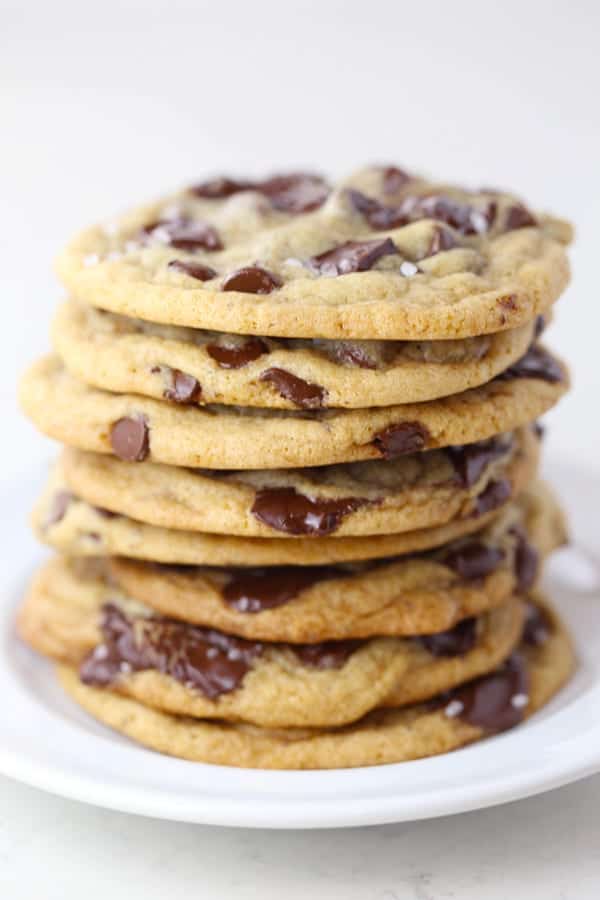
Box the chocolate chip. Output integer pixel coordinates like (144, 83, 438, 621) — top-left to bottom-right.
(497, 345, 564, 384)
(373, 422, 430, 459)
(258, 174, 330, 213)
(142, 217, 222, 251)
(259, 368, 326, 409)
(416, 195, 497, 235)
(251, 487, 369, 536)
(222, 566, 337, 613)
(442, 541, 505, 580)
(94, 506, 118, 519)
(190, 177, 253, 199)
(168, 259, 217, 281)
(445, 436, 512, 489)
(80, 604, 263, 699)
(221, 266, 282, 294)
(293, 639, 363, 670)
(309, 237, 398, 276)
(190, 173, 329, 213)
(381, 166, 412, 193)
(206, 337, 269, 369)
(110, 416, 149, 462)
(532, 421, 545, 440)
(45, 490, 73, 527)
(330, 342, 377, 369)
(472, 478, 512, 516)
(163, 369, 202, 404)
(522, 602, 552, 646)
(442, 653, 529, 732)
(347, 190, 411, 230)
(423, 225, 458, 258)
(534, 315, 546, 339)
(512, 529, 539, 592)
(418, 618, 477, 657)
(504, 204, 537, 231)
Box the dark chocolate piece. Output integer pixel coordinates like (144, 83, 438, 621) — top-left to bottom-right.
(418, 618, 477, 657)
(309, 238, 398, 276)
(221, 266, 282, 294)
(251, 487, 369, 536)
(222, 566, 338, 613)
(259, 368, 326, 409)
(373, 422, 430, 459)
(442, 541, 505, 580)
(168, 259, 217, 281)
(80, 604, 263, 699)
(110, 416, 149, 462)
(206, 337, 269, 369)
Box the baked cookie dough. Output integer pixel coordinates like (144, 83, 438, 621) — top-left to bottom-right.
(20, 347, 568, 469)
(55, 166, 572, 340)
(32, 451, 563, 567)
(55, 594, 575, 768)
(60, 427, 538, 538)
(108, 481, 564, 641)
(52, 300, 541, 409)
(17, 556, 524, 728)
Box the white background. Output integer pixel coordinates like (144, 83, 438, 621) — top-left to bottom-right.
(2, 0, 600, 897)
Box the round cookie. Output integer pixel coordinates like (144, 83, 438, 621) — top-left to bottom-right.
(55, 166, 572, 340)
(55, 595, 575, 768)
(60, 427, 539, 538)
(20, 347, 568, 469)
(52, 300, 541, 409)
(32, 456, 563, 568)
(17, 556, 524, 728)
(107, 482, 564, 641)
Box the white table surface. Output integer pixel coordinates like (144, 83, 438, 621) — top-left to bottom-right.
(1, 771, 599, 899)
(2, 0, 600, 894)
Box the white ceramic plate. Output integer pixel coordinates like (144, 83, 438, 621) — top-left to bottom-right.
(1, 459, 599, 829)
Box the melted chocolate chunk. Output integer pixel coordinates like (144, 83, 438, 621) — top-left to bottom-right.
(443, 653, 529, 732)
(415, 195, 497, 235)
(94, 506, 118, 519)
(504, 204, 537, 231)
(110, 416, 149, 462)
(80, 604, 263, 699)
(381, 165, 412, 193)
(331, 342, 377, 369)
(259, 368, 326, 409)
(497, 345, 563, 384)
(418, 618, 477, 657)
(190, 173, 329, 213)
(221, 266, 282, 294)
(251, 487, 369, 536)
(206, 337, 269, 369)
(258, 173, 330, 213)
(45, 490, 73, 526)
(309, 237, 398, 276)
(168, 259, 217, 281)
(472, 478, 512, 516)
(373, 422, 430, 459)
(442, 541, 505, 580)
(445, 436, 512, 488)
(191, 177, 253, 199)
(347, 190, 411, 230)
(163, 369, 202, 404)
(522, 602, 552, 647)
(293, 639, 363, 670)
(142, 217, 222, 251)
(222, 566, 337, 613)
(512, 528, 539, 592)
(534, 315, 546, 339)
(423, 225, 458, 258)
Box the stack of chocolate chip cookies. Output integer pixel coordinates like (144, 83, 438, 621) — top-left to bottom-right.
(18, 166, 576, 769)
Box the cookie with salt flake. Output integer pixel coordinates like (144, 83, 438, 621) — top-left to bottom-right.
(17, 555, 524, 728)
(55, 165, 572, 340)
(54, 593, 575, 769)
